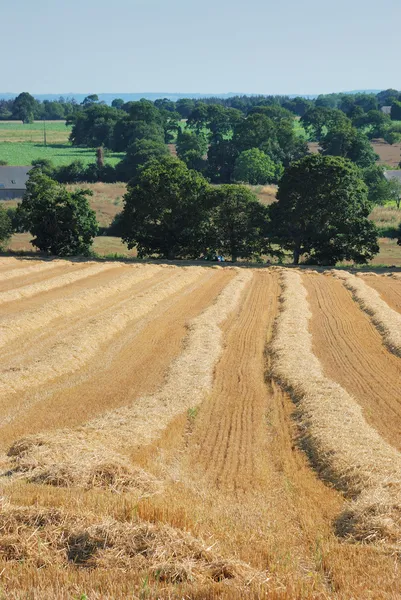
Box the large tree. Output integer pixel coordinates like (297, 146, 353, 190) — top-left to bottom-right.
(206, 185, 270, 262)
(269, 154, 379, 265)
(116, 138, 169, 181)
(176, 130, 208, 171)
(300, 107, 350, 141)
(17, 170, 98, 256)
(320, 126, 377, 168)
(121, 156, 210, 259)
(233, 148, 282, 184)
(12, 92, 36, 123)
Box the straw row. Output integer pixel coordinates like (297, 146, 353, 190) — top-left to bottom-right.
(270, 269, 401, 545)
(331, 269, 401, 357)
(7, 269, 252, 491)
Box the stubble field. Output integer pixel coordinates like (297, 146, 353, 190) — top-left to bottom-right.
(1, 258, 401, 598)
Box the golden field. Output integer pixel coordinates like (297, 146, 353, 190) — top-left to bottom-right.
(1, 259, 401, 598)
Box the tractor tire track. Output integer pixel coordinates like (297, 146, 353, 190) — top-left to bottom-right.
(188, 271, 279, 492)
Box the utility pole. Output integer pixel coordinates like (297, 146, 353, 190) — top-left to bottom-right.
(43, 118, 47, 147)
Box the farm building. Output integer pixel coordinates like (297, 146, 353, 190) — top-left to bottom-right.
(384, 169, 401, 182)
(0, 166, 31, 200)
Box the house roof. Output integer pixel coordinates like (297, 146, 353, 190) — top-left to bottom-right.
(384, 170, 401, 182)
(0, 166, 32, 190)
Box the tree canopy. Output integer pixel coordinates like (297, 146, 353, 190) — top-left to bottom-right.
(269, 154, 379, 265)
(17, 170, 98, 256)
(121, 156, 210, 259)
(233, 148, 282, 184)
(206, 185, 270, 262)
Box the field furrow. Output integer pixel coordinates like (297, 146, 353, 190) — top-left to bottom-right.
(188, 271, 279, 491)
(303, 272, 401, 450)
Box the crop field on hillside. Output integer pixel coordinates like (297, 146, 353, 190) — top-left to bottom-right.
(1, 258, 401, 598)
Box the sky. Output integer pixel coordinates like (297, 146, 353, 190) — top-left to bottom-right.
(3, 0, 401, 96)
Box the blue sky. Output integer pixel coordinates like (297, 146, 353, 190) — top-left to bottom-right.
(4, 0, 401, 95)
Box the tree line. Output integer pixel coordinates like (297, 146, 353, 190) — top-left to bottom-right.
(23, 92, 401, 210)
(4, 88, 401, 122)
(0, 153, 381, 266)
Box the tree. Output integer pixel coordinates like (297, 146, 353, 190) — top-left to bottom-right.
(111, 98, 125, 110)
(233, 113, 276, 152)
(391, 101, 401, 121)
(69, 104, 120, 147)
(377, 89, 401, 108)
(176, 98, 195, 119)
(301, 107, 350, 141)
(386, 178, 401, 209)
(82, 94, 99, 106)
(176, 130, 208, 171)
(233, 148, 282, 184)
(17, 170, 98, 256)
(283, 97, 313, 117)
(207, 140, 239, 183)
(12, 92, 36, 123)
(121, 156, 210, 259)
(269, 154, 379, 265)
(154, 98, 176, 113)
(116, 138, 169, 181)
(127, 99, 162, 125)
(320, 126, 377, 168)
(0, 205, 12, 250)
(206, 185, 270, 262)
(112, 117, 165, 152)
(31, 158, 55, 177)
(362, 165, 391, 205)
(353, 110, 390, 139)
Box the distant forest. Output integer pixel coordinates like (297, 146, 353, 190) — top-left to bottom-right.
(2, 89, 401, 122)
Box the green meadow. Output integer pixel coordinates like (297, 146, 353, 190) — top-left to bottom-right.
(0, 121, 123, 166)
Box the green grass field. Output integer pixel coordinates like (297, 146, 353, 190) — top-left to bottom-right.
(0, 121, 124, 166)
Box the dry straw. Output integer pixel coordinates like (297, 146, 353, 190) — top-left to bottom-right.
(271, 269, 401, 546)
(0, 260, 62, 282)
(7, 268, 252, 492)
(331, 270, 401, 357)
(0, 263, 161, 349)
(0, 502, 266, 586)
(0, 261, 120, 305)
(0, 266, 203, 398)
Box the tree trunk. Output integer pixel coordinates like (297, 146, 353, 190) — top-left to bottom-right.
(293, 246, 300, 265)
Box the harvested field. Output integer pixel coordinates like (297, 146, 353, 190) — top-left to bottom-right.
(2, 258, 401, 598)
